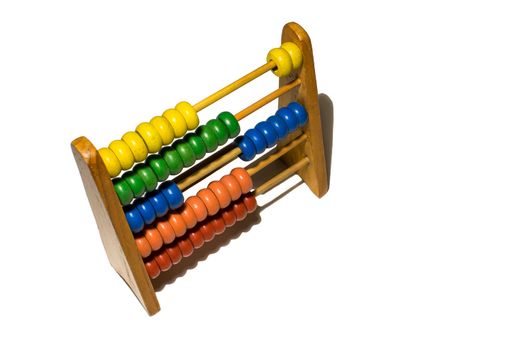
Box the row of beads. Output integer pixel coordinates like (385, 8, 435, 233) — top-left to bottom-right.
(100, 102, 200, 177)
(113, 112, 240, 205)
(144, 193, 257, 279)
(267, 42, 303, 77)
(237, 101, 308, 161)
(133, 167, 253, 256)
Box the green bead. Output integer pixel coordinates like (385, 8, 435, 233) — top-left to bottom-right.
(123, 171, 146, 197)
(147, 154, 170, 182)
(134, 163, 157, 192)
(197, 125, 218, 152)
(207, 119, 229, 145)
(162, 148, 183, 175)
(217, 112, 240, 138)
(113, 178, 134, 205)
(184, 133, 206, 160)
(175, 141, 196, 167)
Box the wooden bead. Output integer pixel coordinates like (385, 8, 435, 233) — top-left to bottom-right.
(161, 148, 184, 175)
(280, 42, 302, 70)
(197, 125, 218, 152)
(154, 251, 172, 272)
(162, 108, 188, 138)
(238, 136, 256, 161)
(134, 164, 158, 192)
(123, 171, 146, 197)
(109, 140, 135, 170)
(184, 133, 207, 160)
(267, 47, 293, 77)
(99, 147, 121, 177)
(125, 207, 144, 233)
(135, 236, 152, 258)
(148, 191, 169, 217)
(175, 141, 196, 167)
(144, 228, 163, 251)
(136, 122, 163, 153)
(221, 174, 242, 201)
(113, 178, 134, 205)
(188, 230, 205, 249)
(287, 101, 308, 127)
(255, 121, 278, 148)
(207, 119, 229, 145)
(165, 244, 183, 264)
(232, 201, 247, 221)
(135, 198, 156, 225)
(245, 129, 267, 154)
(267, 115, 289, 140)
(221, 207, 237, 227)
(217, 112, 240, 138)
(199, 221, 215, 242)
(159, 182, 184, 210)
(210, 216, 226, 235)
(179, 204, 197, 229)
(175, 101, 199, 130)
(144, 259, 161, 279)
(197, 188, 220, 216)
(276, 107, 299, 133)
(147, 155, 169, 182)
(150, 116, 175, 145)
(231, 168, 253, 194)
(122, 131, 148, 162)
(168, 213, 188, 237)
(186, 196, 208, 222)
(157, 221, 176, 244)
(177, 238, 194, 258)
(242, 193, 257, 213)
(208, 181, 231, 209)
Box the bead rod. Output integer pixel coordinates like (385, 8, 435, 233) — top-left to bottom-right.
(247, 133, 307, 176)
(235, 79, 301, 121)
(193, 61, 276, 112)
(255, 157, 310, 196)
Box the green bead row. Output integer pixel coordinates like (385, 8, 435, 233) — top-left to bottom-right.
(112, 112, 240, 206)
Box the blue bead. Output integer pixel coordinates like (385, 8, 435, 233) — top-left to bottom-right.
(160, 182, 184, 210)
(245, 128, 267, 154)
(125, 206, 144, 234)
(237, 136, 257, 161)
(135, 198, 156, 225)
(148, 191, 169, 217)
(276, 107, 299, 132)
(267, 115, 289, 140)
(287, 102, 308, 127)
(255, 121, 278, 148)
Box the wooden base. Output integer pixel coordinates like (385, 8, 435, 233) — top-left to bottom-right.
(71, 137, 160, 315)
(278, 22, 328, 198)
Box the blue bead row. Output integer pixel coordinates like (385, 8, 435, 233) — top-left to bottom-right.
(124, 182, 184, 234)
(237, 101, 308, 161)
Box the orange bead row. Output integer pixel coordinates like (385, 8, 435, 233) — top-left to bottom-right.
(144, 192, 258, 279)
(134, 167, 253, 258)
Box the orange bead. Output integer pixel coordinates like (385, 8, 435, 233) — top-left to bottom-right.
(197, 188, 220, 216)
(231, 168, 253, 194)
(186, 196, 208, 222)
(210, 216, 226, 235)
(180, 205, 197, 229)
(221, 174, 242, 201)
(168, 213, 187, 237)
(144, 228, 163, 251)
(208, 180, 231, 208)
(166, 244, 183, 264)
(242, 193, 258, 213)
(154, 251, 172, 272)
(177, 238, 194, 258)
(188, 230, 205, 249)
(157, 221, 176, 244)
(144, 259, 161, 279)
(233, 201, 247, 221)
(199, 221, 215, 242)
(221, 207, 237, 227)
(135, 236, 152, 258)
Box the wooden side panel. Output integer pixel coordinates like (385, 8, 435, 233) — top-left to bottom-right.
(71, 137, 160, 315)
(278, 22, 328, 197)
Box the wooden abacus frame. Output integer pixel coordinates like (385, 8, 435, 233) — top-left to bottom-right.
(71, 22, 327, 315)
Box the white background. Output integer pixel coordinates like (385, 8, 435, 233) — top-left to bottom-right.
(1, 1, 524, 349)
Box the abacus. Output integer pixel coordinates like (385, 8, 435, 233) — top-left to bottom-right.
(71, 22, 328, 315)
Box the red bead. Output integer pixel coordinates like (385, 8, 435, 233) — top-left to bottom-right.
(210, 216, 226, 235)
(188, 230, 205, 249)
(221, 207, 237, 227)
(144, 259, 161, 279)
(242, 193, 258, 213)
(199, 221, 215, 242)
(232, 201, 247, 221)
(177, 238, 194, 257)
(165, 244, 183, 264)
(154, 251, 172, 272)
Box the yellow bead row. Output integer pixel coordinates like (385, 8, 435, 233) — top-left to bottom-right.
(99, 101, 200, 177)
(266, 42, 303, 77)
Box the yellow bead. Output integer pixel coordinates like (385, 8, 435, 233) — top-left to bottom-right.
(98, 147, 121, 177)
(175, 101, 199, 130)
(280, 42, 302, 70)
(122, 131, 148, 162)
(109, 140, 135, 170)
(150, 116, 175, 145)
(266, 47, 293, 77)
(136, 122, 163, 153)
(162, 108, 188, 138)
